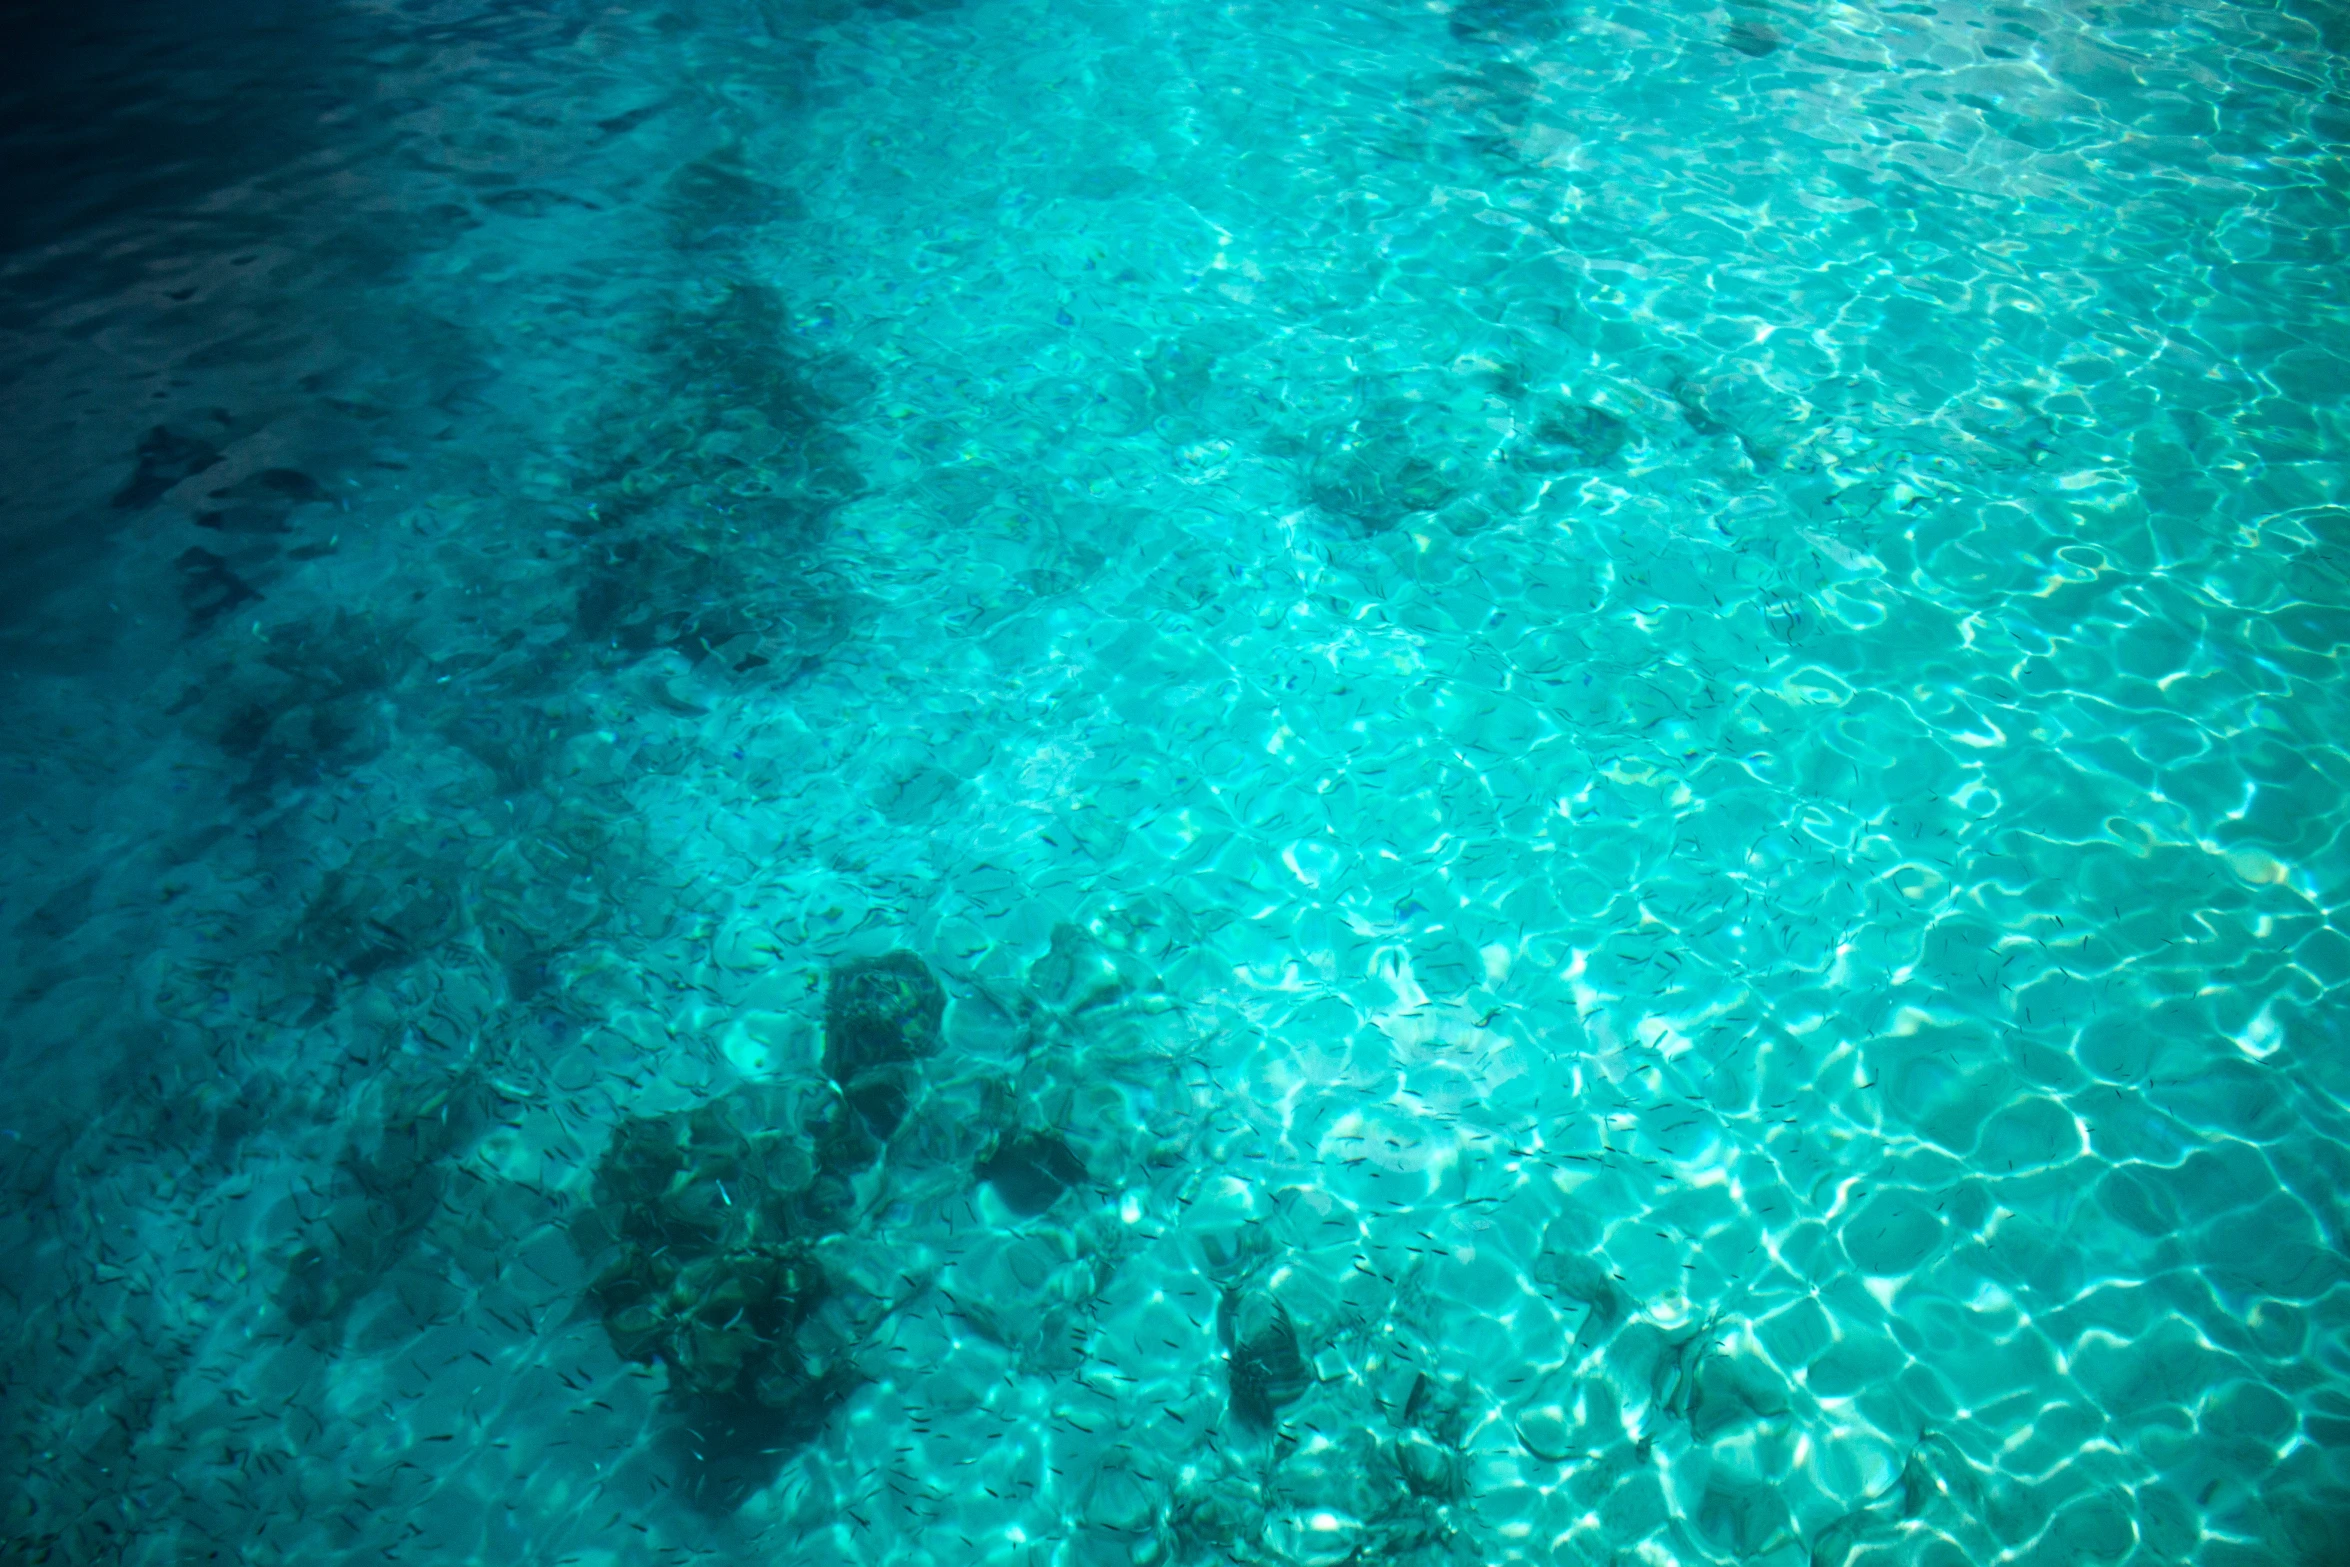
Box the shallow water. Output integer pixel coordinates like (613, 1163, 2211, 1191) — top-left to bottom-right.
(3, 0, 2348, 1562)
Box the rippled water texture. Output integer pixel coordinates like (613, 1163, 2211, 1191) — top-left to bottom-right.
(3, 0, 2349, 1562)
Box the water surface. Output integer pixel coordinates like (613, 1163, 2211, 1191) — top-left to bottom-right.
(3, 0, 2349, 1563)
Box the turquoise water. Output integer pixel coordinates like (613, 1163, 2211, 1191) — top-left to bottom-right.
(3, 0, 2348, 1562)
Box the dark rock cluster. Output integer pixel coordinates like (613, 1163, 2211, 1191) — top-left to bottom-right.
(583, 1088, 836, 1411)
(576, 949, 952, 1504)
(1220, 1286, 1312, 1428)
(819, 948, 944, 1149)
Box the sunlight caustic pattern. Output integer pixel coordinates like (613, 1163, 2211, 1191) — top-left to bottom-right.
(1, 0, 2347, 1564)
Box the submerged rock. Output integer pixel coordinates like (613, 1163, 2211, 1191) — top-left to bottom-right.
(822, 950, 945, 1139)
(1512, 1371, 1583, 1463)
(591, 1236, 829, 1406)
(591, 1089, 818, 1252)
(570, 955, 956, 1505)
(1526, 402, 1628, 467)
(578, 1085, 849, 1455)
(824, 949, 945, 1074)
(1532, 1227, 1631, 1352)
(978, 1131, 1089, 1216)
(1222, 1288, 1312, 1427)
(1306, 396, 1482, 534)
(1311, 439, 1466, 534)
(1448, 0, 1568, 45)
(1392, 1429, 1459, 1498)
(1400, 1370, 1467, 1446)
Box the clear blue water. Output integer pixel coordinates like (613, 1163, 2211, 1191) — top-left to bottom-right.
(3, 0, 2348, 1562)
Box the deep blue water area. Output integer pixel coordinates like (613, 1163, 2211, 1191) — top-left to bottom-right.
(4, 0, 2349, 1563)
